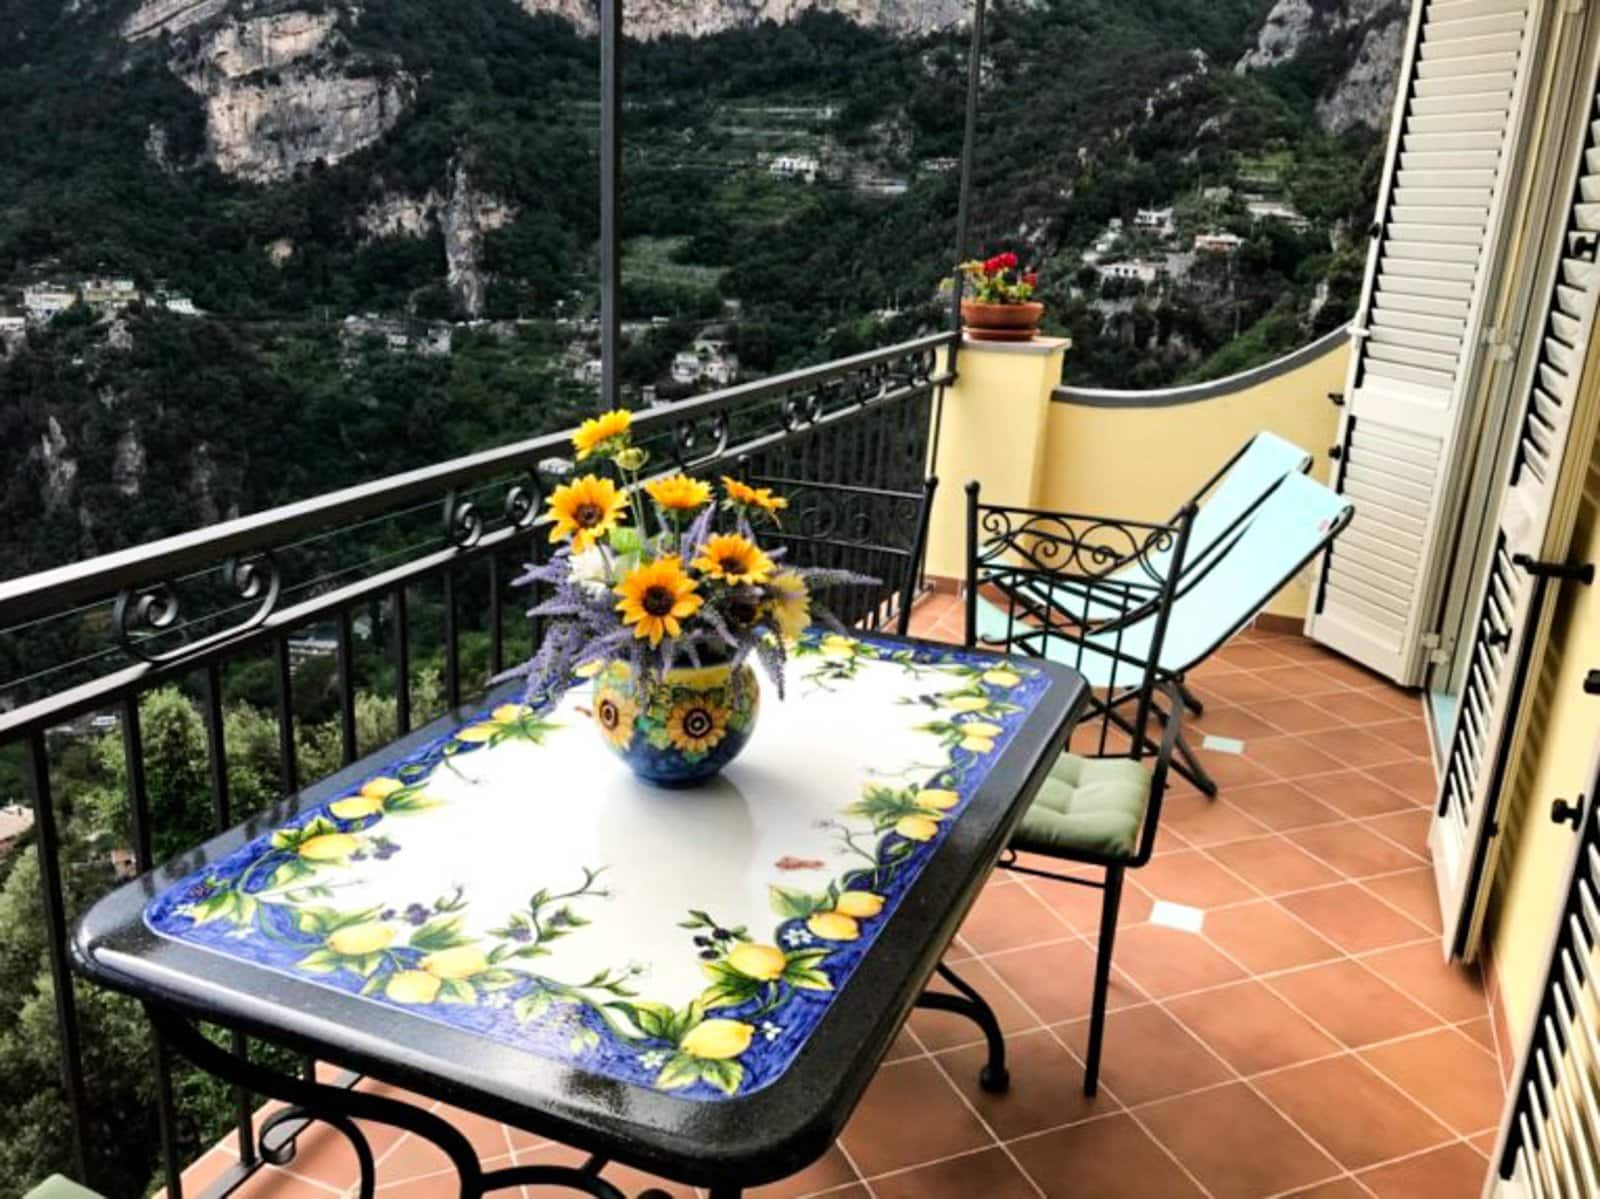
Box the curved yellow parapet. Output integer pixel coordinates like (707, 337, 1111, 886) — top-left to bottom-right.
(927, 327, 1351, 620)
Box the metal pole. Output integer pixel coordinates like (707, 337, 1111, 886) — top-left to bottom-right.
(947, 0, 988, 378)
(598, 0, 623, 413)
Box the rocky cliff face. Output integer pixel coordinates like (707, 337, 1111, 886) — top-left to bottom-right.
(1236, 0, 1406, 131)
(359, 163, 516, 318)
(515, 0, 965, 39)
(161, 7, 413, 184)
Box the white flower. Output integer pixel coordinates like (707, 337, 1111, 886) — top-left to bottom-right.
(569, 546, 612, 597)
(760, 1021, 783, 1042)
(486, 993, 511, 1010)
(782, 928, 813, 947)
(640, 1050, 667, 1069)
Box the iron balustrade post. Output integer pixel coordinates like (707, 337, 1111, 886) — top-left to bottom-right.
(489, 555, 505, 678)
(392, 586, 411, 736)
(336, 608, 357, 766)
(274, 635, 298, 795)
(598, 0, 622, 413)
(443, 569, 461, 712)
(948, 0, 988, 379)
(24, 730, 91, 1184)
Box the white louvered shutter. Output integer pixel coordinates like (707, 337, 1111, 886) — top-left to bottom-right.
(1308, 0, 1539, 685)
(1487, 738, 1600, 1197)
(1433, 40, 1600, 960)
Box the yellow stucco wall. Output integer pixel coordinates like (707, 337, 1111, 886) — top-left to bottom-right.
(1484, 418, 1600, 1040)
(927, 333, 1349, 619)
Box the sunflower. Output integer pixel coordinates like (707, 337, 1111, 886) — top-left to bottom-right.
(593, 685, 638, 749)
(645, 474, 711, 512)
(572, 409, 633, 460)
(667, 696, 729, 754)
(546, 475, 628, 552)
(764, 570, 811, 641)
(693, 533, 775, 586)
(721, 475, 789, 517)
(616, 556, 703, 645)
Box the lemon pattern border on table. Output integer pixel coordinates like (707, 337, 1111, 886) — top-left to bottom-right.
(145, 631, 1047, 1101)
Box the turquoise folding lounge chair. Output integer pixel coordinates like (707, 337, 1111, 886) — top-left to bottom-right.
(1013, 431, 1313, 634)
(968, 470, 1355, 796)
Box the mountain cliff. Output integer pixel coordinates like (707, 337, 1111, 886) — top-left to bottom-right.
(511, 0, 966, 39)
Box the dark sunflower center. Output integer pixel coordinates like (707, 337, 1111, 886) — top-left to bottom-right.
(597, 698, 619, 729)
(574, 502, 604, 527)
(682, 708, 714, 737)
(642, 585, 676, 617)
(719, 554, 745, 574)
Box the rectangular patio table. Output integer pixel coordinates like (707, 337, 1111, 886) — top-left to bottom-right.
(72, 631, 1085, 1198)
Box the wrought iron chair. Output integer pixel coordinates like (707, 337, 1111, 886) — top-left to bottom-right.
(970, 471, 1357, 797)
(965, 482, 1195, 1096)
(743, 472, 939, 636)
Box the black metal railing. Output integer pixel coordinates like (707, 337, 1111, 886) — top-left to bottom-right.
(0, 331, 952, 1197)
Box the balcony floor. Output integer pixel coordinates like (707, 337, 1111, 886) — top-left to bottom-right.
(169, 598, 1501, 1199)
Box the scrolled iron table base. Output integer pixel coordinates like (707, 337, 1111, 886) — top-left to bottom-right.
(149, 964, 1007, 1198)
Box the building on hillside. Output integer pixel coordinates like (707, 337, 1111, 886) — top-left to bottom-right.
(82, 277, 138, 311)
(0, 803, 33, 859)
(671, 351, 705, 385)
(1202, 185, 1233, 203)
(1194, 231, 1244, 254)
(920, 157, 960, 174)
(574, 358, 603, 386)
(1245, 198, 1311, 232)
(768, 154, 819, 183)
(0, 313, 25, 351)
(1096, 259, 1164, 286)
(24, 284, 78, 323)
(1133, 207, 1176, 237)
(153, 290, 200, 316)
(341, 315, 452, 356)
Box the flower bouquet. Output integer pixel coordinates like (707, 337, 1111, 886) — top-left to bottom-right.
(949, 252, 1043, 342)
(511, 410, 876, 786)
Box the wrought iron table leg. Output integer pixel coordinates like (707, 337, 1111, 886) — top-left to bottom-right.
(914, 962, 1010, 1092)
(1178, 679, 1204, 717)
(146, 1004, 630, 1198)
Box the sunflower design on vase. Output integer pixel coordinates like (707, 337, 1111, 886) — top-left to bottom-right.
(511, 413, 879, 787)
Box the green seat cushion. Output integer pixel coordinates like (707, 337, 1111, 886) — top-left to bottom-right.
(24, 1177, 104, 1199)
(1012, 753, 1152, 860)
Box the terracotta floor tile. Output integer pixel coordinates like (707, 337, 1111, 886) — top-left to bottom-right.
(838, 1057, 994, 1177)
(1459, 1016, 1497, 1055)
(910, 958, 1040, 1052)
(430, 1103, 519, 1163)
(1191, 746, 1282, 789)
(1365, 718, 1432, 759)
(1255, 663, 1352, 697)
(1283, 1178, 1369, 1198)
(1289, 824, 1424, 879)
(745, 1143, 859, 1198)
(1360, 1028, 1503, 1134)
(1203, 900, 1343, 974)
(1131, 848, 1260, 908)
(1160, 794, 1272, 848)
(271, 1114, 408, 1191)
(1010, 1112, 1206, 1198)
(958, 877, 1076, 954)
(869, 1146, 1038, 1199)
(1054, 1003, 1233, 1106)
(515, 1143, 697, 1197)
(1308, 690, 1411, 728)
(1215, 642, 1299, 671)
(1254, 1055, 1453, 1170)
(985, 938, 1146, 1024)
(1253, 698, 1349, 735)
(1279, 884, 1430, 953)
(1266, 960, 1440, 1049)
(1293, 769, 1417, 820)
(1192, 704, 1283, 741)
(1021, 870, 1154, 933)
(882, 1024, 925, 1062)
(1166, 980, 1340, 1075)
(370, 1133, 459, 1185)
(229, 1169, 342, 1197)
(1203, 670, 1296, 706)
(1362, 868, 1444, 934)
(940, 1027, 1117, 1138)
(1206, 835, 1342, 895)
(1227, 781, 1345, 831)
(1365, 761, 1438, 805)
(1246, 735, 1347, 780)
(1363, 809, 1433, 855)
(1308, 657, 1400, 692)
(1356, 1142, 1489, 1198)
(1139, 1082, 1338, 1198)
(167, 1148, 241, 1198)
(1362, 942, 1489, 1023)
(1102, 923, 1248, 997)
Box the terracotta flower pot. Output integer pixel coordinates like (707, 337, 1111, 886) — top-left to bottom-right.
(961, 300, 1044, 342)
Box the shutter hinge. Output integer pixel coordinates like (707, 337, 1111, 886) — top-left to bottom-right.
(1422, 631, 1454, 669)
(1585, 669, 1600, 695)
(1484, 326, 1520, 362)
